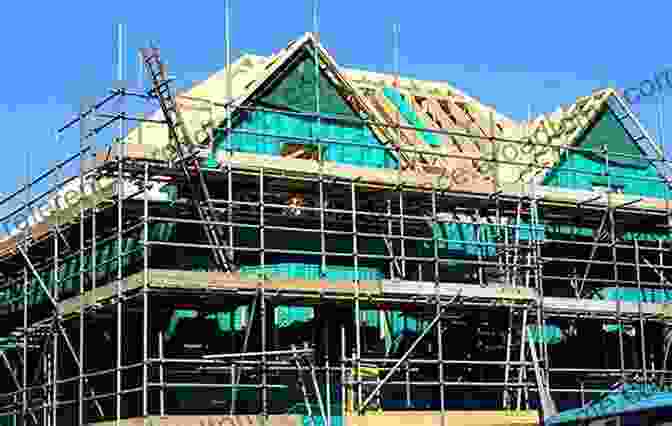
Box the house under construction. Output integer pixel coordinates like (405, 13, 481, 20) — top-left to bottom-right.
(3, 29, 672, 426)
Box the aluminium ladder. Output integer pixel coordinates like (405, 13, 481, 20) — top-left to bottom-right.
(140, 47, 234, 273)
(291, 343, 327, 426)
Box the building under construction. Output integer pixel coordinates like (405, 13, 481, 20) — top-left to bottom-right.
(3, 29, 672, 426)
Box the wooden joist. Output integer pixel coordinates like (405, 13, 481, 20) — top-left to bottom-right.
(145, 269, 383, 296)
(93, 412, 538, 426)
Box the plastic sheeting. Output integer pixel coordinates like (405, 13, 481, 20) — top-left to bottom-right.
(544, 110, 671, 199)
(165, 306, 251, 338)
(527, 324, 563, 345)
(0, 222, 176, 309)
(594, 287, 672, 304)
(212, 49, 397, 170)
(382, 87, 442, 146)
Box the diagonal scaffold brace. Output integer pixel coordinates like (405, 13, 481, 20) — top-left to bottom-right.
(140, 46, 235, 273)
(358, 291, 462, 414)
(14, 242, 105, 418)
(1, 351, 39, 425)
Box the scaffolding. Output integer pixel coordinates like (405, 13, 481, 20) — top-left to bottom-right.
(1, 17, 672, 426)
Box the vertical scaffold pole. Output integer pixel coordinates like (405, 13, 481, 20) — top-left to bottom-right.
(23, 268, 28, 425)
(79, 100, 86, 426)
(159, 331, 165, 416)
(143, 162, 149, 417)
(224, 0, 234, 269)
(352, 181, 362, 414)
(52, 175, 59, 426)
(634, 240, 647, 383)
(431, 188, 445, 425)
(78, 101, 86, 426)
(503, 306, 513, 409)
(326, 358, 331, 426)
(116, 22, 125, 425)
(87, 106, 99, 421)
(116, 157, 123, 423)
(260, 168, 268, 424)
(340, 325, 346, 416)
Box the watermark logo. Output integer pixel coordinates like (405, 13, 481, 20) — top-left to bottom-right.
(473, 99, 599, 186)
(620, 67, 672, 105)
(142, 89, 599, 189)
(1, 175, 113, 240)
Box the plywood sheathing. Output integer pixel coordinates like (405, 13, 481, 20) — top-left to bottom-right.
(0, 235, 17, 258)
(93, 418, 147, 426)
(143, 269, 383, 294)
(152, 415, 299, 426)
(0, 223, 51, 259)
(95, 412, 538, 426)
(95, 143, 148, 162)
(93, 416, 299, 426)
(346, 411, 538, 426)
(61, 285, 119, 317)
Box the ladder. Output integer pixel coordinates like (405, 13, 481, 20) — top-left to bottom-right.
(514, 223, 534, 411)
(291, 343, 327, 426)
(503, 197, 542, 410)
(503, 307, 530, 410)
(528, 326, 558, 419)
(140, 47, 234, 273)
(527, 190, 557, 418)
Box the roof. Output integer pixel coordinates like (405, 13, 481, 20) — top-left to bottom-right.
(124, 32, 671, 192)
(3, 33, 669, 249)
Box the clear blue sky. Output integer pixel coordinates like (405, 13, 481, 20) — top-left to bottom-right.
(1, 0, 671, 215)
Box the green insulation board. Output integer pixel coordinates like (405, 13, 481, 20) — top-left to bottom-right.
(210, 47, 397, 170)
(527, 324, 563, 345)
(275, 307, 421, 337)
(365, 310, 420, 333)
(238, 263, 384, 281)
(382, 87, 441, 146)
(275, 305, 315, 328)
(543, 108, 671, 199)
(423, 221, 543, 258)
(427, 222, 499, 257)
(166, 307, 421, 336)
(593, 287, 672, 304)
(158, 184, 178, 205)
(165, 306, 250, 338)
(603, 324, 633, 334)
(0, 222, 176, 309)
(236, 228, 389, 256)
(259, 48, 356, 118)
(237, 224, 532, 263)
(545, 223, 672, 242)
